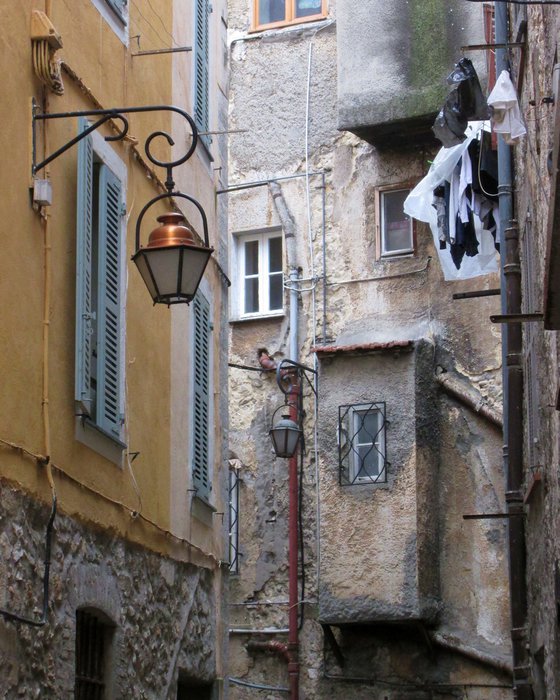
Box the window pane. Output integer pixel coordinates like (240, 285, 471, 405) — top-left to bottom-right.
(245, 278, 259, 313)
(258, 0, 286, 23)
(356, 411, 379, 444)
(382, 190, 413, 254)
(358, 445, 381, 477)
(245, 240, 259, 275)
(295, 0, 322, 17)
(269, 272, 283, 310)
(268, 237, 282, 272)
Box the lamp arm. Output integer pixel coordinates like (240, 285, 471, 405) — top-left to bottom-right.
(135, 191, 211, 251)
(32, 100, 198, 175)
(276, 358, 317, 397)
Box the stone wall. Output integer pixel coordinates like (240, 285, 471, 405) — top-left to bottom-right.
(0, 482, 220, 699)
(511, 5, 560, 698)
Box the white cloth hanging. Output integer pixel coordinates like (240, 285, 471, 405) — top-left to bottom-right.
(487, 70, 526, 145)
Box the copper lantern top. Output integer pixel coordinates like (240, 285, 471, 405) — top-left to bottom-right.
(147, 212, 196, 248)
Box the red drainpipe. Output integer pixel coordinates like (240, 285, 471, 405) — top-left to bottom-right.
(287, 380, 300, 700)
(257, 356, 300, 699)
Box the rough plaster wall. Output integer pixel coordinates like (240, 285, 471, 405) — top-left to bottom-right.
(512, 6, 560, 698)
(317, 352, 420, 621)
(227, 1, 510, 697)
(0, 484, 217, 699)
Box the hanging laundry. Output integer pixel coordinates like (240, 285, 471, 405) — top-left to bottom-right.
(433, 58, 491, 147)
(405, 123, 500, 280)
(487, 70, 527, 145)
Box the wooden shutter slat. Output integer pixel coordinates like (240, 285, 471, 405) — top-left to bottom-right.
(75, 118, 94, 417)
(192, 292, 211, 498)
(97, 165, 123, 438)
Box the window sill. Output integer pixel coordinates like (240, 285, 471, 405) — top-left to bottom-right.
(379, 252, 416, 261)
(249, 15, 329, 34)
(192, 494, 216, 527)
(75, 417, 126, 467)
(230, 311, 285, 324)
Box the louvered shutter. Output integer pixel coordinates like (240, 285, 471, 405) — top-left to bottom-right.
(192, 292, 211, 499)
(97, 165, 124, 438)
(105, 0, 127, 23)
(75, 118, 94, 416)
(194, 0, 210, 140)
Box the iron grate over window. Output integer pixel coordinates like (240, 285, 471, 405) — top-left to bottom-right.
(338, 402, 388, 486)
(229, 468, 240, 574)
(75, 609, 113, 699)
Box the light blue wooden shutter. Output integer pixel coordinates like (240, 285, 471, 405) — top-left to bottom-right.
(194, 0, 210, 140)
(192, 292, 211, 499)
(97, 165, 124, 438)
(75, 118, 94, 416)
(105, 0, 127, 23)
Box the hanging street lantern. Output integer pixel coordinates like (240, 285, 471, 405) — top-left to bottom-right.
(270, 413, 302, 459)
(132, 211, 213, 305)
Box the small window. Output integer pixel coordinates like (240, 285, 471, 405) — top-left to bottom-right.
(229, 467, 240, 573)
(75, 609, 115, 699)
(253, 0, 326, 31)
(235, 230, 284, 318)
(91, 0, 128, 43)
(376, 187, 414, 258)
(104, 0, 127, 23)
(338, 402, 387, 485)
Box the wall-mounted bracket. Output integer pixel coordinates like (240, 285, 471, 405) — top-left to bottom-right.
(31, 99, 199, 184)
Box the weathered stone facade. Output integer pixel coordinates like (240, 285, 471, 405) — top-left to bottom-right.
(227, 1, 511, 698)
(0, 482, 219, 699)
(510, 4, 560, 698)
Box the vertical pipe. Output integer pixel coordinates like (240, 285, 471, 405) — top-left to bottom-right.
(288, 268, 299, 699)
(495, 3, 532, 698)
(288, 382, 300, 700)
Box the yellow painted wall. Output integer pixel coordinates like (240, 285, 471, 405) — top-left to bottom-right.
(0, 0, 225, 568)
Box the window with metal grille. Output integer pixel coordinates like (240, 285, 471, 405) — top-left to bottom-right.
(338, 402, 387, 485)
(229, 467, 240, 573)
(75, 609, 114, 699)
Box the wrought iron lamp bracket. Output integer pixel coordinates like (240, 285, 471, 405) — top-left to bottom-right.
(31, 99, 199, 181)
(275, 359, 317, 399)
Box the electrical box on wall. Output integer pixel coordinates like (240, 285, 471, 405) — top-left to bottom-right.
(33, 178, 52, 206)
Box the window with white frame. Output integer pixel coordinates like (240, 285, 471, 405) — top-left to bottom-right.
(91, 0, 128, 42)
(228, 466, 240, 573)
(338, 402, 387, 485)
(75, 118, 126, 444)
(377, 187, 414, 258)
(235, 230, 283, 318)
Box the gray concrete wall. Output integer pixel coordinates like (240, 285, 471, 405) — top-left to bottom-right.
(336, 0, 487, 142)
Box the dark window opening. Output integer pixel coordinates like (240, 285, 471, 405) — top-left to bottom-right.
(75, 608, 115, 700)
(177, 677, 214, 700)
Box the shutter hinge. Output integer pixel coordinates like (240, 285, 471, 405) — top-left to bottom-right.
(120, 203, 127, 217)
